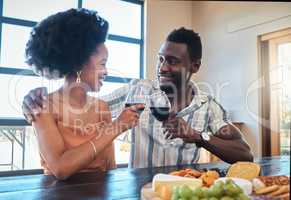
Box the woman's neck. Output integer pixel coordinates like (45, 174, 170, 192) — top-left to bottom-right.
(62, 76, 90, 108)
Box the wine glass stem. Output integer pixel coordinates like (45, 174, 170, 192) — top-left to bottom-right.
(163, 148, 166, 165)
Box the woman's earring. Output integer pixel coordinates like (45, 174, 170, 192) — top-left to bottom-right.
(76, 71, 82, 83)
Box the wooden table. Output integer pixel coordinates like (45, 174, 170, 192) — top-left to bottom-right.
(0, 156, 289, 200)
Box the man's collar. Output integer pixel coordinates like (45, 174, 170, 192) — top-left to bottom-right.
(176, 81, 208, 117)
(189, 80, 208, 107)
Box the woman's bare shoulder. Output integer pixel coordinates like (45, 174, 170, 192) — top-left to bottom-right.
(89, 96, 110, 111)
(89, 97, 112, 122)
(42, 90, 64, 117)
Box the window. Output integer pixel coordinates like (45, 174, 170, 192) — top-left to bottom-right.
(260, 28, 291, 157)
(0, 0, 144, 171)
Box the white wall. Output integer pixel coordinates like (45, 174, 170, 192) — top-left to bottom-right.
(144, 0, 193, 80)
(191, 1, 291, 157)
(145, 0, 291, 157)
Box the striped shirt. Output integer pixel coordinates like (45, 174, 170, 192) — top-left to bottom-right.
(100, 79, 230, 168)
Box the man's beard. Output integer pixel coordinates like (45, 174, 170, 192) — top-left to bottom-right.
(159, 71, 185, 94)
(159, 84, 176, 94)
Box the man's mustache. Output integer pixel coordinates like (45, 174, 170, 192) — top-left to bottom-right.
(158, 73, 176, 78)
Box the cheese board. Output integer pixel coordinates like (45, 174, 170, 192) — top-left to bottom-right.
(140, 162, 289, 200)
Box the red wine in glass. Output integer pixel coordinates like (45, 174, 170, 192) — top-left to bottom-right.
(125, 83, 149, 114)
(150, 106, 170, 121)
(149, 90, 171, 122)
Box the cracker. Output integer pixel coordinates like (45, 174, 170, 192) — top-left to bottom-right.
(269, 185, 289, 196)
(277, 192, 290, 200)
(255, 185, 280, 195)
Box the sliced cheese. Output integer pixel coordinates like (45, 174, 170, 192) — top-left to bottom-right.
(152, 173, 202, 200)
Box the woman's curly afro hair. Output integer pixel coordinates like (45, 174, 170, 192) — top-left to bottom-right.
(25, 8, 109, 78)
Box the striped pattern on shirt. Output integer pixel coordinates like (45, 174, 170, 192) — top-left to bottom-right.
(100, 80, 230, 168)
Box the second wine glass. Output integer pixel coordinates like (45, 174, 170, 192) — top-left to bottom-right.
(149, 91, 171, 122)
(149, 90, 180, 147)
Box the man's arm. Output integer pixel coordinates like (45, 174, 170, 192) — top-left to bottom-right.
(163, 99, 254, 164)
(195, 124, 253, 163)
(164, 119, 253, 163)
(98, 83, 130, 118)
(204, 99, 253, 163)
(22, 80, 142, 122)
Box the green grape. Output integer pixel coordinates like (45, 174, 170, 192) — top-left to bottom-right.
(215, 181, 224, 188)
(220, 196, 234, 200)
(224, 183, 240, 196)
(203, 188, 212, 198)
(179, 185, 193, 199)
(208, 185, 223, 198)
(192, 188, 204, 198)
(200, 188, 209, 198)
(200, 198, 208, 200)
(190, 197, 199, 200)
(173, 186, 179, 193)
(237, 193, 251, 200)
(171, 186, 181, 200)
(233, 184, 243, 194)
(225, 179, 235, 185)
(209, 197, 218, 200)
(171, 191, 180, 200)
(172, 186, 180, 195)
(178, 198, 187, 200)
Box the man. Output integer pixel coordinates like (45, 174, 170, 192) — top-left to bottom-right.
(22, 27, 253, 168)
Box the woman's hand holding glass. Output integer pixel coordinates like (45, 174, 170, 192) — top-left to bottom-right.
(115, 104, 145, 132)
(124, 80, 153, 112)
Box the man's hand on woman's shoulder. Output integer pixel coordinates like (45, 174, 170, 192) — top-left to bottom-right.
(22, 87, 48, 123)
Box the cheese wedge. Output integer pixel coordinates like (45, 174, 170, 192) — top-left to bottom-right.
(152, 173, 202, 199)
(252, 178, 266, 191)
(226, 162, 261, 180)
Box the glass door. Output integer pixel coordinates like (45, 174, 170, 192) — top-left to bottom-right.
(269, 35, 291, 156)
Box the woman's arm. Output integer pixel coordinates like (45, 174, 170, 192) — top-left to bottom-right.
(33, 101, 144, 180)
(33, 112, 97, 180)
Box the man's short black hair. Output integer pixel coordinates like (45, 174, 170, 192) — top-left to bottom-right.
(25, 8, 109, 78)
(166, 27, 202, 60)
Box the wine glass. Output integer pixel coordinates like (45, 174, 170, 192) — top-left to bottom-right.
(149, 90, 178, 147)
(149, 91, 171, 121)
(125, 81, 152, 114)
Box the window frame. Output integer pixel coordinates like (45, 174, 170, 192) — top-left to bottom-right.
(0, 0, 144, 126)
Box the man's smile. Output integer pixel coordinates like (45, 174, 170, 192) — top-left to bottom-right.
(158, 73, 174, 81)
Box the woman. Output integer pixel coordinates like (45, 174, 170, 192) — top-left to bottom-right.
(25, 8, 144, 180)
